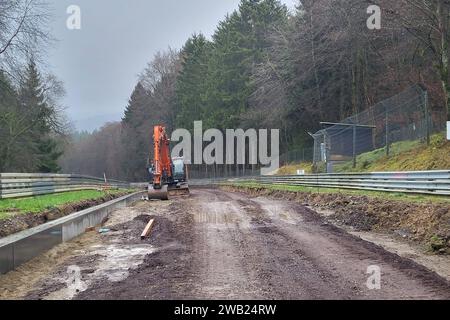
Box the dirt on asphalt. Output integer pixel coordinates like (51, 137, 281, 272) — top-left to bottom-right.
(222, 185, 450, 254)
(1, 188, 450, 300)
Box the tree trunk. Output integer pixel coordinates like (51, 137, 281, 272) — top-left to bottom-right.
(351, 63, 358, 115)
(339, 67, 346, 119)
(442, 80, 450, 121)
(309, 10, 323, 117)
(441, 39, 450, 121)
(437, 0, 450, 121)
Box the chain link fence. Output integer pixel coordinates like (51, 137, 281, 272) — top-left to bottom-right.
(279, 148, 314, 166)
(310, 85, 445, 172)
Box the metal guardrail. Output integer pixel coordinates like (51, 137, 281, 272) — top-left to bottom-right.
(0, 191, 145, 274)
(0, 173, 131, 199)
(222, 170, 450, 196)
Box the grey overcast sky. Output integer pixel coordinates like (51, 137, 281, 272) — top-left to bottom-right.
(47, 0, 297, 132)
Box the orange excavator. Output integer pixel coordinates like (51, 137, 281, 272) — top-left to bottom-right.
(147, 125, 189, 200)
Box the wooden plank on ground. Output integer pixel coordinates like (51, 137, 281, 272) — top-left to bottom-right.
(141, 219, 155, 240)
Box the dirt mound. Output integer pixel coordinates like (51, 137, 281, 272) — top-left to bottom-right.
(0, 193, 129, 238)
(222, 185, 450, 254)
(75, 201, 196, 300)
(111, 214, 176, 247)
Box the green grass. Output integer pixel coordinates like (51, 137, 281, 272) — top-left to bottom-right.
(334, 139, 422, 173)
(333, 133, 450, 173)
(225, 182, 450, 204)
(276, 162, 313, 175)
(0, 189, 129, 220)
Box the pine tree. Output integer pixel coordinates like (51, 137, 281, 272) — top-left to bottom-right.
(205, 0, 289, 129)
(121, 82, 152, 181)
(0, 70, 20, 171)
(18, 59, 62, 172)
(175, 34, 212, 130)
(36, 138, 63, 172)
(122, 82, 148, 126)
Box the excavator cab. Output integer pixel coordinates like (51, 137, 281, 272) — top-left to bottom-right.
(172, 157, 188, 182)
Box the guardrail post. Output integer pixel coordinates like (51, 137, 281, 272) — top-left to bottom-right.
(424, 91, 431, 146)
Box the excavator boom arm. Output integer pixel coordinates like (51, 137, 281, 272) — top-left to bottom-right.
(152, 125, 172, 188)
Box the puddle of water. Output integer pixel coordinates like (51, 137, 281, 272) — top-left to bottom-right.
(91, 244, 154, 282)
(44, 243, 155, 300)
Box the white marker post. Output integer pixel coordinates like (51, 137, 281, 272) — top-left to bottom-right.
(447, 121, 450, 140)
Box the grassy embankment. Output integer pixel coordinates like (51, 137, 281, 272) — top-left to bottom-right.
(228, 181, 450, 204)
(0, 189, 130, 220)
(277, 133, 450, 174)
(334, 133, 450, 173)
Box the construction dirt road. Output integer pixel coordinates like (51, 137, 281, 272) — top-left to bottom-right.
(1, 188, 450, 300)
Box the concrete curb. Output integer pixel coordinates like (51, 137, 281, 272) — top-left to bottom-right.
(0, 191, 145, 275)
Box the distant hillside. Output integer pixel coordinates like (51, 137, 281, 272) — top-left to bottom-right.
(73, 113, 123, 132)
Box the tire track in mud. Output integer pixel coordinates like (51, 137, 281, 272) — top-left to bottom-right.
(248, 196, 450, 299)
(190, 191, 262, 299)
(190, 189, 450, 300)
(203, 194, 358, 299)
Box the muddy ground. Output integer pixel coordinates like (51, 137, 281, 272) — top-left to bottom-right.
(222, 185, 450, 254)
(0, 191, 131, 238)
(1, 188, 450, 300)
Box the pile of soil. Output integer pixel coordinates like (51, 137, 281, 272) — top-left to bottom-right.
(75, 201, 196, 300)
(222, 185, 450, 254)
(0, 192, 130, 238)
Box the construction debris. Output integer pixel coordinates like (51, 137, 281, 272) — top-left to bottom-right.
(141, 219, 155, 240)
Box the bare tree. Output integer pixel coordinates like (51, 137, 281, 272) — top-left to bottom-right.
(0, 0, 51, 73)
(391, 0, 450, 120)
(42, 73, 71, 136)
(139, 48, 182, 130)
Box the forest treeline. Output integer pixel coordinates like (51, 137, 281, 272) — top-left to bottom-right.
(62, 0, 449, 181)
(0, 0, 68, 173)
(1, 0, 449, 181)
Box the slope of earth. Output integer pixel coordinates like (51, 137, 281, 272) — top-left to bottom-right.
(334, 133, 450, 173)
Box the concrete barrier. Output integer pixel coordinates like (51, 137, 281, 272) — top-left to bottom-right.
(0, 191, 145, 275)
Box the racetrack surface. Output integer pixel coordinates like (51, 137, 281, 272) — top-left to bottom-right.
(1, 188, 449, 300)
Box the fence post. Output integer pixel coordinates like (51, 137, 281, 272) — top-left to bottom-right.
(324, 132, 331, 173)
(424, 91, 431, 146)
(352, 124, 357, 168)
(385, 107, 390, 157)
